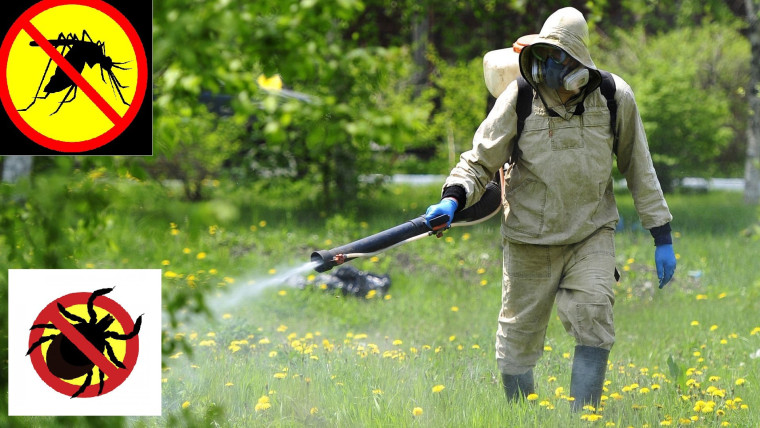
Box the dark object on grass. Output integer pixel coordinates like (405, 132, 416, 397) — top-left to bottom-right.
(312, 265, 391, 298)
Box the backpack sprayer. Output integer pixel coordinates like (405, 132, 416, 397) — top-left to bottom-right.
(311, 181, 502, 273)
(311, 36, 539, 273)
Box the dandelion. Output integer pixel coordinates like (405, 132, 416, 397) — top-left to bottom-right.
(277, 324, 288, 332)
(563, 352, 571, 359)
(274, 372, 287, 379)
(161, 260, 170, 266)
(254, 395, 271, 412)
(199, 340, 216, 347)
(259, 220, 267, 228)
(222, 313, 232, 319)
(696, 294, 708, 300)
(710, 325, 718, 331)
(709, 376, 720, 382)
(370, 256, 379, 263)
(718, 292, 727, 299)
(547, 376, 557, 383)
(691, 320, 700, 326)
(527, 393, 539, 401)
(445, 236, 454, 243)
(451, 306, 459, 312)
(269, 269, 277, 275)
(259, 337, 270, 344)
(480, 279, 488, 286)
(310, 407, 318, 415)
(225, 382, 234, 387)
(278, 290, 288, 296)
(164, 271, 179, 278)
(750, 326, 760, 335)
(366, 290, 377, 299)
(581, 414, 603, 422)
(472, 344, 480, 349)
(544, 345, 552, 351)
(449, 335, 456, 342)
(462, 233, 471, 240)
(477, 268, 486, 274)
(384, 294, 392, 300)
(393, 339, 403, 346)
(196, 252, 207, 260)
(412, 407, 423, 417)
(609, 392, 623, 400)
(373, 389, 383, 395)
(182, 401, 190, 409)
(639, 387, 650, 394)
(183, 247, 191, 254)
(555, 386, 565, 397)
(735, 378, 746, 386)
(432, 385, 445, 393)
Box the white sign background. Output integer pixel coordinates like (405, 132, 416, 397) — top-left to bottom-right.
(8, 269, 161, 416)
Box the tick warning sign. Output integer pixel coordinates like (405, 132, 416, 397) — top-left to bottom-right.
(8, 269, 161, 416)
(0, 0, 151, 155)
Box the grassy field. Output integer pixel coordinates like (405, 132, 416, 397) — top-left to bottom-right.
(5, 176, 760, 427)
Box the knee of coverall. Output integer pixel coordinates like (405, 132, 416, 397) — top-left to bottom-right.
(555, 230, 617, 350)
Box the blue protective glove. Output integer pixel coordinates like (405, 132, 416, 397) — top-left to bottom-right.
(424, 198, 458, 229)
(654, 244, 676, 288)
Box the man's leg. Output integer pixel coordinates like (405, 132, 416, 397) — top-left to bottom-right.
(556, 228, 616, 411)
(496, 241, 563, 401)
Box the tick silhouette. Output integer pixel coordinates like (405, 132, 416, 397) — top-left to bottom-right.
(18, 30, 131, 115)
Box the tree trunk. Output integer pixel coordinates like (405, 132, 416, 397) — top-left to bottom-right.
(745, 0, 760, 204)
(2, 156, 33, 183)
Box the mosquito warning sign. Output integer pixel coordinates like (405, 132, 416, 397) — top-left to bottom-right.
(0, 0, 151, 155)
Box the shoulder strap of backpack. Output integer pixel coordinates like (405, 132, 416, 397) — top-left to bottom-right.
(512, 76, 533, 164)
(598, 70, 618, 154)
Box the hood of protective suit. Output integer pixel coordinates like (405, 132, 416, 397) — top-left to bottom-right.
(518, 7, 601, 97)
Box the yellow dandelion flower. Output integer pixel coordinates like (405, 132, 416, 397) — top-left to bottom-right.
(449, 335, 456, 342)
(277, 324, 288, 332)
(480, 279, 488, 286)
(162, 378, 168, 383)
(254, 402, 271, 412)
(269, 269, 277, 275)
(718, 292, 727, 299)
(370, 256, 379, 263)
(183, 247, 191, 254)
(445, 236, 454, 243)
(393, 339, 403, 346)
(365, 290, 377, 299)
(196, 252, 206, 260)
(274, 372, 287, 379)
(259, 220, 267, 227)
(462, 233, 471, 240)
(472, 344, 480, 349)
(164, 271, 179, 278)
(544, 345, 552, 351)
(749, 326, 760, 335)
(547, 376, 557, 383)
(527, 393, 539, 401)
(710, 325, 718, 331)
(563, 352, 571, 359)
(310, 407, 318, 415)
(477, 268, 486, 274)
(555, 387, 565, 397)
(451, 306, 459, 312)
(691, 320, 700, 326)
(581, 414, 603, 422)
(432, 384, 445, 393)
(639, 387, 650, 394)
(412, 407, 423, 416)
(278, 290, 288, 296)
(609, 392, 623, 400)
(696, 294, 708, 300)
(373, 389, 383, 395)
(736, 378, 746, 386)
(182, 401, 190, 409)
(709, 375, 720, 382)
(199, 340, 216, 347)
(169, 351, 183, 359)
(225, 382, 234, 387)
(660, 420, 672, 426)
(161, 260, 170, 266)
(222, 313, 232, 319)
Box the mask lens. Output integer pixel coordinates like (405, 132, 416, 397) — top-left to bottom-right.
(532, 46, 567, 63)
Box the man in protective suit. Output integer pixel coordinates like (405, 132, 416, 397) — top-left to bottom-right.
(424, 7, 676, 410)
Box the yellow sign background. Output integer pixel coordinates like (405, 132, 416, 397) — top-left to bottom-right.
(7, 5, 137, 143)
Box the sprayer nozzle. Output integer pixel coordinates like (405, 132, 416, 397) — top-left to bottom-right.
(311, 251, 334, 273)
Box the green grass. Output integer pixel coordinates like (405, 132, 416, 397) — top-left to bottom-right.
(5, 176, 760, 427)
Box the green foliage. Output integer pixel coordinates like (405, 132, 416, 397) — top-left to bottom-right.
(596, 24, 750, 187)
(153, 0, 432, 206)
(422, 50, 488, 173)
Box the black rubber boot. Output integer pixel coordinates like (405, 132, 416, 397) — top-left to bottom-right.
(501, 369, 534, 402)
(570, 345, 610, 411)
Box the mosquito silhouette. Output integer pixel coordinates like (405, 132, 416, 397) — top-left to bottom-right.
(17, 30, 132, 115)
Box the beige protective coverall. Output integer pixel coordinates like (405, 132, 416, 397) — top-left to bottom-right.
(442, 8, 672, 375)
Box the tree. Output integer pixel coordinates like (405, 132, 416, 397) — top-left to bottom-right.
(745, 0, 760, 204)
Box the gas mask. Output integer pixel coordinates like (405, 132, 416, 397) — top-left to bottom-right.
(531, 45, 589, 91)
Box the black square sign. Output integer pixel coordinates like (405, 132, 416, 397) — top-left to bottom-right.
(0, 0, 152, 155)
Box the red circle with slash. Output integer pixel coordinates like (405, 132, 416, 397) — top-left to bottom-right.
(27, 292, 139, 398)
(0, 0, 148, 152)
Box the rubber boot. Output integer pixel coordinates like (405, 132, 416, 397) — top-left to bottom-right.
(569, 345, 610, 411)
(501, 369, 534, 402)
